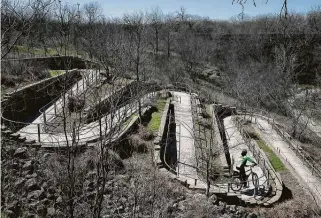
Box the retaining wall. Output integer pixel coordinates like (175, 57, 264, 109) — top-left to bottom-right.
(86, 82, 162, 123)
(2, 56, 99, 70)
(1, 69, 82, 130)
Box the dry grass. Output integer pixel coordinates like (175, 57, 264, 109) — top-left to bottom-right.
(256, 199, 320, 218)
(270, 112, 321, 166)
(253, 168, 321, 218)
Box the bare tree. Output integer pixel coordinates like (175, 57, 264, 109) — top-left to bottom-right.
(123, 11, 148, 118)
(1, 0, 54, 59)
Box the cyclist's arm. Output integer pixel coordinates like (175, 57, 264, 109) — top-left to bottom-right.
(246, 156, 257, 165)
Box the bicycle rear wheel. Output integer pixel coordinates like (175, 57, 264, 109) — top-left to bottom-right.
(231, 177, 242, 191)
(252, 172, 259, 188)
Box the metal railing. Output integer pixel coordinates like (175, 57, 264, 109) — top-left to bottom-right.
(238, 109, 321, 179)
(234, 116, 283, 196)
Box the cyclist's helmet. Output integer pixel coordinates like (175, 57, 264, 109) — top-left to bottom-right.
(241, 149, 247, 156)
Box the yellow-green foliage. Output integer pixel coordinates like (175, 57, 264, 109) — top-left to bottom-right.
(125, 114, 137, 126)
(255, 137, 286, 172)
(13, 45, 78, 57)
(49, 70, 65, 77)
(146, 99, 168, 133)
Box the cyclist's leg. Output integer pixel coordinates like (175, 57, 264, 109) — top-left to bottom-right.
(239, 165, 247, 187)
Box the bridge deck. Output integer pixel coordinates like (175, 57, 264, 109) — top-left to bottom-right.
(173, 92, 198, 179)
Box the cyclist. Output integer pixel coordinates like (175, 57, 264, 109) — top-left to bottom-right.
(236, 149, 257, 188)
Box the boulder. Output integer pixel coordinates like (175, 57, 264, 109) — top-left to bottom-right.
(14, 178, 26, 188)
(208, 194, 218, 205)
(56, 196, 63, 205)
(4, 210, 14, 218)
(25, 178, 40, 191)
(47, 193, 56, 200)
(48, 186, 56, 194)
(247, 213, 258, 218)
(40, 198, 50, 206)
(26, 173, 37, 179)
(47, 207, 56, 217)
(43, 153, 51, 160)
(11, 161, 20, 170)
(25, 212, 40, 218)
(22, 160, 34, 172)
(6, 200, 21, 216)
(36, 204, 47, 217)
(14, 147, 29, 159)
(229, 205, 237, 213)
(27, 189, 45, 201)
(41, 182, 48, 190)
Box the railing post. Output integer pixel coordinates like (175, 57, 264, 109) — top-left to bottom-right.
(99, 118, 102, 139)
(54, 102, 57, 115)
(76, 81, 79, 93)
(37, 124, 41, 142)
(96, 69, 98, 83)
(43, 112, 46, 126)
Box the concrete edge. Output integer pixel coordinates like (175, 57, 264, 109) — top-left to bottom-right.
(153, 98, 171, 165)
(212, 104, 229, 169)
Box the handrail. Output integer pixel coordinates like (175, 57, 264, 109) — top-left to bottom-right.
(38, 69, 101, 115)
(25, 91, 158, 145)
(233, 116, 283, 197)
(238, 110, 321, 179)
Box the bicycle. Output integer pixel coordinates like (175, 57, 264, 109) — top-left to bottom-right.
(230, 165, 259, 191)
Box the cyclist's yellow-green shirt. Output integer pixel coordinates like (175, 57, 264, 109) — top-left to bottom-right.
(237, 155, 256, 167)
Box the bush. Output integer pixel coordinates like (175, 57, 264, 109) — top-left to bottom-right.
(68, 95, 85, 112)
(1, 60, 49, 87)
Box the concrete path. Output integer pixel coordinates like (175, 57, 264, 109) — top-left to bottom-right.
(17, 93, 155, 147)
(254, 117, 321, 207)
(224, 116, 267, 194)
(172, 92, 199, 181)
(33, 69, 100, 124)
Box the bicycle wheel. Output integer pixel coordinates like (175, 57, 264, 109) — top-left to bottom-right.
(252, 172, 259, 188)
(231, 177, 242, 191)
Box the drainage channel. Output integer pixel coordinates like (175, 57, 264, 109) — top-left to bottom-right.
(160, 103, 177, 172)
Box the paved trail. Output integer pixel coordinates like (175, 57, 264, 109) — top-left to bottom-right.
(254, 117, 321, 207)
(18, 99, 142, 147)
(172, 92, 199, 182)
(17, 69, 154, 147)
(224, 116, 267, 198)
(33, 69, 99, 124)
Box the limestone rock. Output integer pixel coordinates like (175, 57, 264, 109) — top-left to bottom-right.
(27, 189, 45, 201)
(14, 147, 29, 159)
(25, 178, 40, 191)
(22, 160, 34, 172)
(47, 207, 56, 217)
(6, 200, 21, 216)
(25, 172, 37, 178)
(14, 178, 26, 188)
(56, 196, 63, 205)
(36, 204, 47, 217)
(247, 212, 258, 218)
